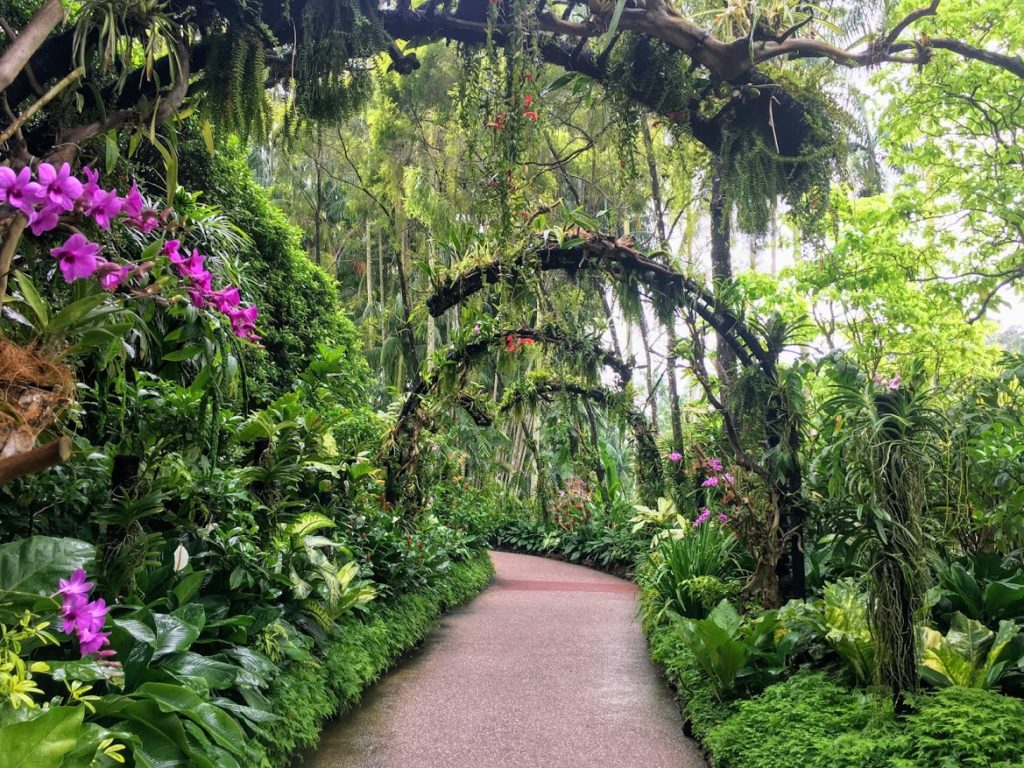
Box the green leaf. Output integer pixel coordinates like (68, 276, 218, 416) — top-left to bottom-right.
(288, 512, 335, 537)
(161, 345, 206, 363)
(200, 119, 215, 154)
(105, 131, 119, 173)
(157, 652, 240, 689)
(0, 536, 95, 605)
(133, 684, 244, 755)
(13, 272, 49, 326)
(172, 571, 207, 606)
(604, 0, 628, 39)
(0, 705, 83, 768)
(46, 293, 110, 337)
(152, 606, 204, 659)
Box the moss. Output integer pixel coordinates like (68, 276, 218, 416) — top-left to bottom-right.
(249, 551, 494, 767)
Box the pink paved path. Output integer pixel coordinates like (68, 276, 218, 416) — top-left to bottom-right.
(303, 551, 706, 768)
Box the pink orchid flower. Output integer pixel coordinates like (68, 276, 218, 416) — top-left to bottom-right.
(51, 233, 102, 282)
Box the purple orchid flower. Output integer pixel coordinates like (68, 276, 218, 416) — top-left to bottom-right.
(99, 264, 134, 292)
(84, 187, 122, 230)
(176, 249, 206, 280)
(51, 234, 102, 282)
(37, 162, 84, 211)
(27, 203, 63, 236)
(668, 451, 683, 463)
(210, 285, 241, 313)
(0, 166, 44, 215)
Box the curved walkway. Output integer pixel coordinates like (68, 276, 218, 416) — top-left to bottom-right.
(303, 551, 705, 768)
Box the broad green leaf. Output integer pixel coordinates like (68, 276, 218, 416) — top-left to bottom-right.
(0, 536, 95, 604)
(0, 705, 83, 768)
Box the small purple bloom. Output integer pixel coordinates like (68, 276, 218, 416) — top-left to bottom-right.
(701, 476, 719, 487)
(176, 249, 206, 280)
(56, 569, 111, 658)
(78, 630, 111, 656)
(188, 288, 208, 308)
(162, 239, 184, 263)
(472, 324, 481, 335)
(58, 567, 94, 598)
(668, 451, 683, 463)
(707, 458, 723, 472)
(27, 202, 63, 235)
(210, 285, 240, 313)
(99, 264, 134, 292)
(0, 166, 44, 215)
(718, 513, 730, 523)
(134, 212, 160, 234)
(36, 162, 83, 211)
(120, 182, 144, 220)
(51, 233, 102, 282)
(192, 270, 213, 294)
(724, 473, 734, 484)
(84, 187, 122, 229)
(693, 508, 712, 527)
(228, 305, 259, 339)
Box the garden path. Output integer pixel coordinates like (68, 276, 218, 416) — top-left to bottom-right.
(303, 551, 706, 768)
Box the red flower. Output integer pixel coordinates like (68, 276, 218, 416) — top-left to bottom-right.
(522, 110, 538, 120)
(524, 94, 533, 107)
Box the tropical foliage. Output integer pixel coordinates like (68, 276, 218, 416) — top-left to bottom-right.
(1, 0, 1023, 764)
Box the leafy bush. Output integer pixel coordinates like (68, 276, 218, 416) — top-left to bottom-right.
(704, 672, 901, 768)
(897, 686, 1024, 767)
(638, 519, 741, 621)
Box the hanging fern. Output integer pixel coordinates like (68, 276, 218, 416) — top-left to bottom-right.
(201, 33, 272, 140)
(294, 0, 388, 123)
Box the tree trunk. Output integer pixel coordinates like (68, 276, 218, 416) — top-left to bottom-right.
(365, 221, 373, 309)
(710, 160, 737, 388)
(314, 158, 322, 267)
(636, 309, 659, 437)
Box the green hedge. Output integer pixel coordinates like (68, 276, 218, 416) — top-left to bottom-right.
(644, 616, 1024, 768)
(249, 551, 494, 767)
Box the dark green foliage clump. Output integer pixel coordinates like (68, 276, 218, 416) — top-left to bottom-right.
(704, 672, 901, 768)
(202, 33, 273, 140)
(897, 687, 1024, 768)
(250, 552, 494, 766)
(606, 35, 700, 119)
(644, 613, 1024, 768)
(717, 71, 845, 234)
(176, 131, 370, 400)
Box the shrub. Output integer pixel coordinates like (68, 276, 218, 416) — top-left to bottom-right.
(703, 672, 901, 768)
(897, 686, 1024, 767)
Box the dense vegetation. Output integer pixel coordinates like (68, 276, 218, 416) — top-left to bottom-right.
(0, 0, 1022, 765)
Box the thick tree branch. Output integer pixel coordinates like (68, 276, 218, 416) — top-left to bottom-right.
(0, 0, 63, 94)
(890, 37, 1024, 80)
